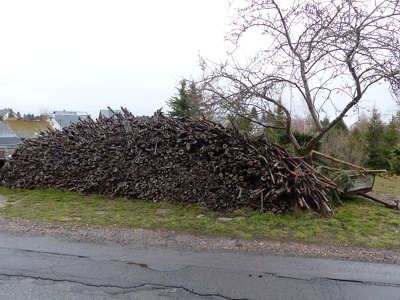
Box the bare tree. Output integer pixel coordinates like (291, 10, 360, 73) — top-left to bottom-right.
(39, 106, 52, 121)
(200, 0, 400, 155)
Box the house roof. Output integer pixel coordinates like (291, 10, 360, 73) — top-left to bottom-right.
(52, 111, 90, 129)
(0, 109, 10, 118)
(0, 121, 21, 147)
(53, 115, 82, 129)
(4, 120, 52, 140)
(53, 111, 90, 116)
(99, 109, 123, 119)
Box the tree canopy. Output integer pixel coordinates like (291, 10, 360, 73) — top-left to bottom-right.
(200, 0, 400, 155)
(166, 79, 206, 120)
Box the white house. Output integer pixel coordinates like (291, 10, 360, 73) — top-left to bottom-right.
(0, 109, 10, 120)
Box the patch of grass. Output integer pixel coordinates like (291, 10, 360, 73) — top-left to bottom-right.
(376, 175, 399, 193)
(0, 176, 399, 249)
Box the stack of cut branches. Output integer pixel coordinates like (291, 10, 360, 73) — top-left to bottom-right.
(0, 109, 336, 214)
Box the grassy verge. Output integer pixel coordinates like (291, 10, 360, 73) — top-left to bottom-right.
(0, 175, 399, 248)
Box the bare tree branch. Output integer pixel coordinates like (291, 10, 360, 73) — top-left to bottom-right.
(200, 0, 400, 154)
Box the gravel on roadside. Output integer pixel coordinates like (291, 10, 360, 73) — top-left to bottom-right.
(1, 216, 399, 265)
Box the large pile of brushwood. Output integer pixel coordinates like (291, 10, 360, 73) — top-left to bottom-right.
(0, 109, 336, 214)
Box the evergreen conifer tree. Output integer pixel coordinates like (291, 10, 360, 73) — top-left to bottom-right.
(166, 79, 205, 120)
(365, 109, 388, 169)
(166, 80, 191, 119)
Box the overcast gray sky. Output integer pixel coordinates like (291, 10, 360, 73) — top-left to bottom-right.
(0, 0, 398, 123)
(0, 0, 229, 118)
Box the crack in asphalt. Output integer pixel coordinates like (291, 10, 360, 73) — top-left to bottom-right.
(0, 272, 147, 290)
(3, 267, 398, 299)
(0, 246, 89, 259)
(258, 271, 400, 288)
(0, 273, 245, 300)
(149, 284, 249, 300)
(3, 252, 400, 290)
(2, 246, 399, 298)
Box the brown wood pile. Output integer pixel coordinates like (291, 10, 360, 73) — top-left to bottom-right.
(0, 109, 336, 214)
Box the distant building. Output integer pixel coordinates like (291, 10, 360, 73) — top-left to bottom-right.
(0, 121, 21, 164)
(98, 108, 123, 121)
(0, 109, 10, 120)
(49, 111, 90, 130)
(5, 119, 52, 141)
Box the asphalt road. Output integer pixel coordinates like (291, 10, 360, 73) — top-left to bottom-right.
(0, 231, 400, 300)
